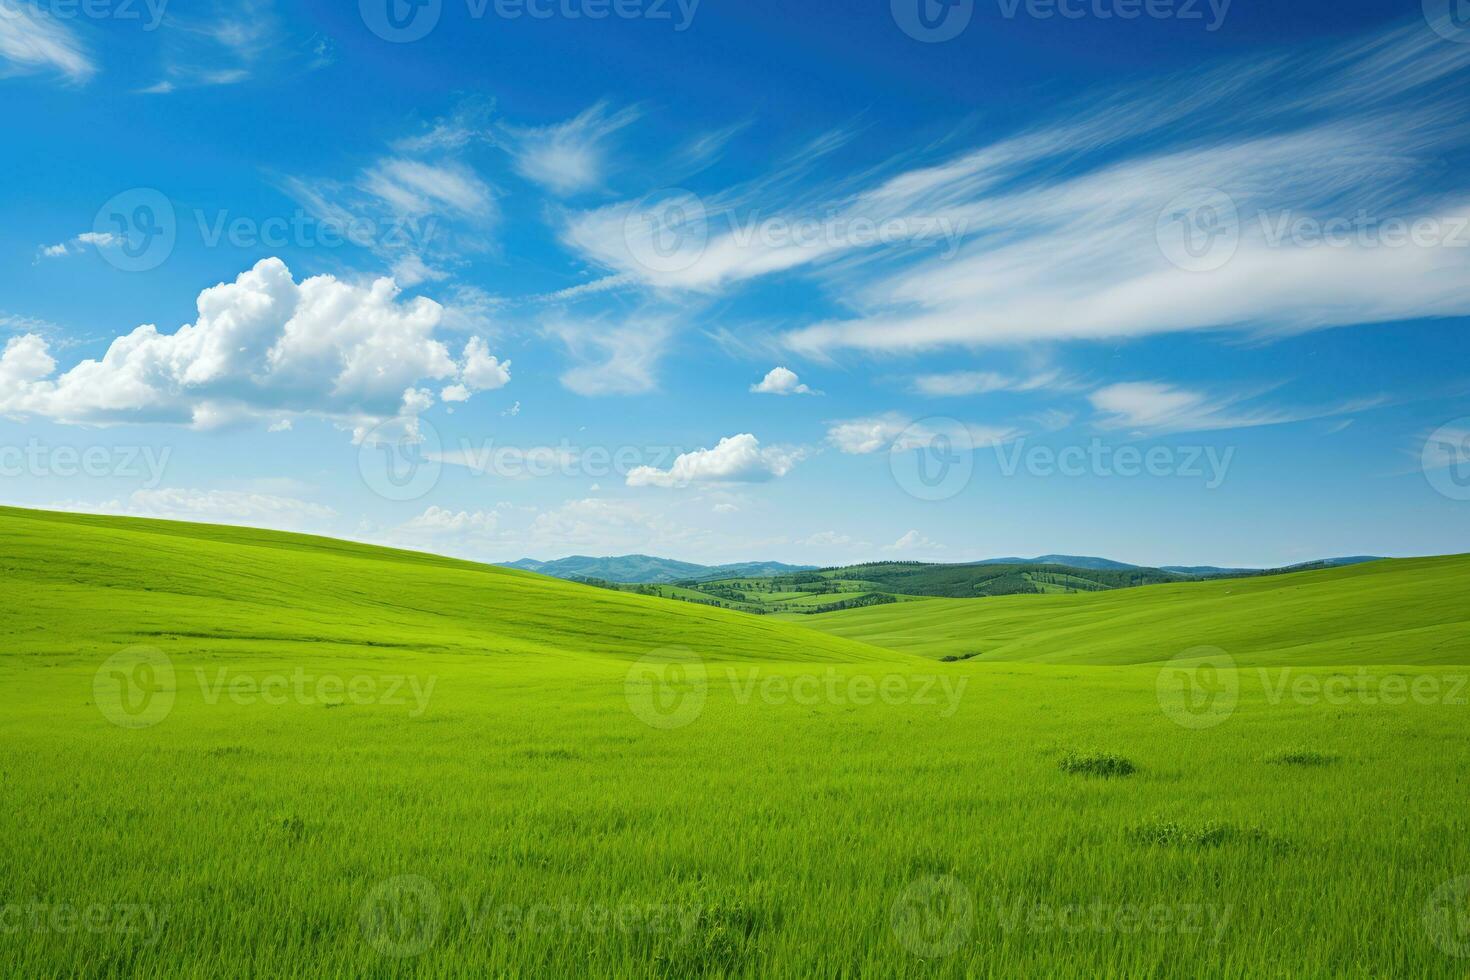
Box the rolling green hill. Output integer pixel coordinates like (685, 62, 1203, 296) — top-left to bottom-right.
(788, 554, 1470, 666)
(0, 506, 889, 665)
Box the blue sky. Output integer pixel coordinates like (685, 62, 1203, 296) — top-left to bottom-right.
(1, 0, 1467, 567)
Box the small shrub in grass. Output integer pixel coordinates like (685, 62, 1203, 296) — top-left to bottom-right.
(1128, 818, 1290, 853)
(1266, 749, 1338, 767)
(940, 652, 981, 663)
(1058, 750, 1136, 778)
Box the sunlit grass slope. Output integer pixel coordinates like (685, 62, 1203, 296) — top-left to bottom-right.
(0, 505, 892, 665)
(787, 554, 1470, 666)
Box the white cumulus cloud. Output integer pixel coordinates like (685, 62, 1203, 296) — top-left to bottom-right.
(627, 433, 805, 488)
(0, 258, 508, 434)
(751, 366, 816, 396)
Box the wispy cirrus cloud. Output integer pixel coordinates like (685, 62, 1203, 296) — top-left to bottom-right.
(544, 312, 675, 396)
(0, 1, 95, 83)
(550, 20, 1470, 362)
(913, 368, 1078, 397)
(137, 0, 291, 92)
(825, 412, 1022, 454)
(1088, 381, 1384, 435)
(279, 135, 499, 285)
(505, 100, 641, 197)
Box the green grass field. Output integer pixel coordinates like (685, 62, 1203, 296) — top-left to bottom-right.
(3, 506, 1470, 977)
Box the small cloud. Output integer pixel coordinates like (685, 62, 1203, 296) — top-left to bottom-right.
(504, 100, 640, 197)
(802, 530, 868, 549)
(884, 530, 943, 553)
(267, 419, 292, 432)
(391, 254, 446, 288)
(400, 505, 499, 535)
(751, 366, 817, 396)
(37, 231, 120, 260)
(627, 433, 806, 488)
(826, 413, 912, 455)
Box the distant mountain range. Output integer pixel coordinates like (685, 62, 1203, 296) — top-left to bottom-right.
(503, 553, 1384, 585)
(500, 555, 819, 584)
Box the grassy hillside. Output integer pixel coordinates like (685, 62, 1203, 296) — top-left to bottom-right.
(0, 506, 891, 665)
(3, 507, 1470, 976)
(788, 554, 1470, 666)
